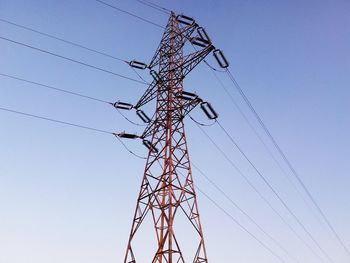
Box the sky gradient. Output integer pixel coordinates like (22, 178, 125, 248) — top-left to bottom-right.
(0, 0, 349, 262)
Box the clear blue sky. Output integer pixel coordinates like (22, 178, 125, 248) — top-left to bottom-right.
(0, 0, 349, 262)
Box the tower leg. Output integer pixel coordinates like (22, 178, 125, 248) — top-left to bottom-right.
(124, 12, 210, 263)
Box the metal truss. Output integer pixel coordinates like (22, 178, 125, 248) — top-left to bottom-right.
(124, 12, 216, 263)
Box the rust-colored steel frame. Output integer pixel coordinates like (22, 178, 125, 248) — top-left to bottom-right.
(124, 12, 214, 263)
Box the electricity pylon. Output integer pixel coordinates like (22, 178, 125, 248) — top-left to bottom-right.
(114, 11, 228, 263)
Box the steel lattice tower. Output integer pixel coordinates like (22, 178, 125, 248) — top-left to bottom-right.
(117, 11, 226, 263)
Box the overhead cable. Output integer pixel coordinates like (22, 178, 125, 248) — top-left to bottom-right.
(191, 162, 301, 263)
(94, 0, 165, 29)
(0, 106, 146, 159)
(177, 169, 288, 263)
(135, 0, 171, 14)
(189, 115, 216, 127)
(0, 36, 147, 85)
(89, 2, 342, 257)
(216, 120, 334, 263)
(0, 72, 147, 127)
(0, 106, 111, 134)
(195, 123, 327, 263)
(0, 72, 110, 104)
(225, 68, 350, 258)
(193, 179, 288, 263)
(206, 66, 326, 232)
(0, 18, 127, 62)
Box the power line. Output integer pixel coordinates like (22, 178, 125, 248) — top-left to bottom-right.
(225, 68, 350, 258)
(0, 72, 149, 127)
(216, 120, 334, 263)
(0, 72, 110, 104)
(82, 0, 350, 261)
(187, 8, 344, 255)
(89, 1, 340, 257)
(196, 123, 326, 261)
(177, 170, 288, 263)
(0, 106, 146, 159)
(206, 65, 328, 234)
(193, 20, 343, 258)
(171, 20, 314, 260)
(189, 115, 216, 127)
(196, 187, 287, 263)
(94, 0, 165, 29)
(106, 5, 337, 259)
(0, 36, 147, 85)
(0, 18, 127, 63)
(114, 135, 147, 159)
(0, 17, 152, 86)
(129, 64, 150, 84)
(0, 106, 112, 134)
(115, 106, 146, 126)
(195, 123, 327, 262)
(135, 0, 171, 15)
(129, 4, 343, 252)
(207, 65, 291, 180)
(191, 162, 301, 263)
(203, 60, 226, 73)
(4, 0, 339, 260)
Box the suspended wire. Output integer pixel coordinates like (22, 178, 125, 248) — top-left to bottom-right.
(0, 106, 146, 159)
(190, 23, 335, 258)
(74, 2, 344, 257)
(179, 9, 325, 247)
(135, 0, 171, 15)
(225, 68, 350, 258)
(115, 107, 146, 127)
(0, 18, 127, 63)
(94, 0, 165, 29)
(189, 115, 216, 127)
(205, 66, 325, 228)
(5, 0, 342, 257)
(200, 30, 338, 256)
(0, 72, 110, 104)
(176, 169, 288, 263)
(216, 120, 334, 263)
(0, 106, 112, 134)
(123, 61, 152, 122)
(78, 1, 344, 258)
(0, 17, 155, 92)
(191, 162, 301, 263)
(122, 63, 151, 125)
(203, 60, 226, 73)
(192, 15, 340, 254)
(187, 176, 288, 263)
(78, 0, 342, 262)
(0, 72, 148, 128)
(128, 62, 150, 84)
(114, 135, 147, 159)
(0, 18, 154, 97)
(195, 123, 327, 262)
(0, 36, 147, 85)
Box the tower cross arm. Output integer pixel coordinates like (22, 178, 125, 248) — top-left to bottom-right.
(181, 95, 203, 117)
(139, 93, 203, 139)
(134, 80, 158, 109)
(181, 45, 215, 77)
(148, 22, 198, 69)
